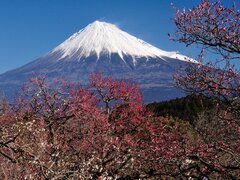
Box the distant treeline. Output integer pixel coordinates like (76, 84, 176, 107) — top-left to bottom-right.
(146, 95, 217, 124)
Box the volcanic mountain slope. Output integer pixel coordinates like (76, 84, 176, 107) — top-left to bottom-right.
(0, 21, 196, 101)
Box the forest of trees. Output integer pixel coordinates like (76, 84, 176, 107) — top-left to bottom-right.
(0, 0, 239, 179)
(147, 95, 217, 125)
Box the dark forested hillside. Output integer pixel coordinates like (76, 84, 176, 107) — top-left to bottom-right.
(146, 95, 217, 124)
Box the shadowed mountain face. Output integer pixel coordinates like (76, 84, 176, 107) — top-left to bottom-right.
(0, 21, 194, 102)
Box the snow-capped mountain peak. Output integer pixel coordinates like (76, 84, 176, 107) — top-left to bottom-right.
(51, 21, 195, 63)
(0, 20, 197, 102)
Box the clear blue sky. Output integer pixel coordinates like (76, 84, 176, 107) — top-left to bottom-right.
(0, 0, 237, 74)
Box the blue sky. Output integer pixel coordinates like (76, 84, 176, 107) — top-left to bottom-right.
(0, 0, 237, 74)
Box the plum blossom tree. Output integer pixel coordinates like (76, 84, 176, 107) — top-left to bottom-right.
(173, 0, 240, 59)
(173, 0, 240, 178)
(0, 74, 183, 179)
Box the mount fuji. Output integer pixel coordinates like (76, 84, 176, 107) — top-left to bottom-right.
(0, 21, 196, 102)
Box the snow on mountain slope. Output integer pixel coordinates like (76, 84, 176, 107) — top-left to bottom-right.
(50, 21, 196, 64)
